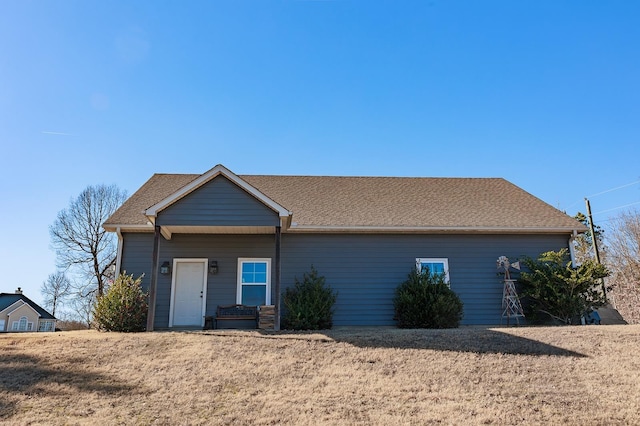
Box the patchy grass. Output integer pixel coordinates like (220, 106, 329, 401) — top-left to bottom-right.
(1, 326, 639, 425)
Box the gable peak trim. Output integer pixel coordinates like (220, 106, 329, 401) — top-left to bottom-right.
(144, 164, 292, 220)
(5, 300, 42, 317)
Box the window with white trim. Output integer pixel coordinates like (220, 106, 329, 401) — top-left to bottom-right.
(416, 258, 450, 285)
(0, 319, 5, 331)
(39, 320, 55, 332)
(12, 316, 32, 331)
(237, 258, 271, 306)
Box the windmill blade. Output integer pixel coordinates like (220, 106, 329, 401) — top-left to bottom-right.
(497, 256, 509, 270)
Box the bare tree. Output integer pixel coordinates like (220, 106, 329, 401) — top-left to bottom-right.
(50, 184, 127, 298)
(40, 272, 72, 317)
(608, 210, 640, 285)
(606, 209, 640, 323)
(69, 291, 96, 328)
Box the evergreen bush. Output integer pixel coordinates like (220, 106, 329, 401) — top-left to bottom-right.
(519, 249, 610, 324)
(282, 266, 337, 330)
(93, 273, 148, 332)
(393, 267, 463, 328)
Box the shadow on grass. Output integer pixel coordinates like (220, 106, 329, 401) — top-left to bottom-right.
(0, 353, 135, 420)
(197, 327, 587, 357)
(320, 327, 588, 357)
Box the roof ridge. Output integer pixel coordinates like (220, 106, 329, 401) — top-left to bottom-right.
(151, 173, 200, 176)
(242, 175, 506, 179)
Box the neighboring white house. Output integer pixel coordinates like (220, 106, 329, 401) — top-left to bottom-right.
(0, 288, 57, 332)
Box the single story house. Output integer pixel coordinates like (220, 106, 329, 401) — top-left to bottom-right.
(0, 288, 57, 332)
(103, 164, 586, 330)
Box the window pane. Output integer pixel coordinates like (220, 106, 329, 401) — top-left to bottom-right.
(422, 262, 444, 275)
(242, 263, 255, 274)
(241, 262, 268, 284)
(242, 285, 266, 306)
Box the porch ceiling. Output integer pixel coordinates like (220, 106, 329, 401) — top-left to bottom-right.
(161, 225, 277, 237)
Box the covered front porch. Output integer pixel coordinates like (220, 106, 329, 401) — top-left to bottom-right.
(115, 165, 292, 331)
(148, 230, 284, 331)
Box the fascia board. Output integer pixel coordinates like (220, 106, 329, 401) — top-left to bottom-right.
(144, 164, 292, 219)
(103, 224, 154, 233)
(285, 225, 585, 234)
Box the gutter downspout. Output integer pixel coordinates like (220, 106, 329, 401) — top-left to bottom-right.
(274, 225, 281, 331)
(147, 225, 161, 332)
(115, 227, 123, 276)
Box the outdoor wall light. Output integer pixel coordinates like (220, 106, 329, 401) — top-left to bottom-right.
(209, 260, 218, 274)
(160, 261, 171, 275)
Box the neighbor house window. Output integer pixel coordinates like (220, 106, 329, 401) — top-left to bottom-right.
(416, 258, 450, 285)
(237, 258, 271, 306)
(0, 319, 5, 331)
(12, 316, 31, 331)
(39, 320, 55, 332)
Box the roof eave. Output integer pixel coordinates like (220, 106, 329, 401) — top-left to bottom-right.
(103, 224, 154, 233)
(285, 225, 586, 234)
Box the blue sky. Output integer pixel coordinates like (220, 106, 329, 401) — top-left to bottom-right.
(1, 1, 639, 307)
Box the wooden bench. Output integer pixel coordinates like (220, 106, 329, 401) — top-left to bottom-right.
(214, 304, 258, 329)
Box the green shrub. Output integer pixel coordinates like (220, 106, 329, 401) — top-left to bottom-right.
(93, 273, 148, 332)
(393, 267, 463, 328)
(282, 266, 337, 330)
(519, 249, 610, 325)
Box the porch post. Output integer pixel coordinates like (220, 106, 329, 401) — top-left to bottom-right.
(147, 225, 161, 332)
(274, 225, 282, 331)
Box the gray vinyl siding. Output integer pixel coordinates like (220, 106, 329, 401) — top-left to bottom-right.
(119, 233, 159, 325)
(281, 233, 569, 326)
(120, 231, 570, 328)
(156, 175, 279, 227)
(120, 233, 154, 286)
(120, 233, 275, 329)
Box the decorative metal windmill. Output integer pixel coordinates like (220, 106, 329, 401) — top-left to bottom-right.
(497, 256, 525, 325)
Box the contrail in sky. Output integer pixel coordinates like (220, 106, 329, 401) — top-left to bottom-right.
(41, 131, 74, 136)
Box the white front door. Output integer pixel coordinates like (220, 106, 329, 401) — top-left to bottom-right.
(170, 259, 207, 327)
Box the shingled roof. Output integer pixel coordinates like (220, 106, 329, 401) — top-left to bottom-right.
(0, 293, 56, 320)
(104, 169, 584, 233)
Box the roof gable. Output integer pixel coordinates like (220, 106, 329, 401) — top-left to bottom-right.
(6, 300, 41, 318)
(0, 299, 24, 315)
(145, 164, 291, 222)
(156, 174, 281, 228)
(0, 293, 56, 319)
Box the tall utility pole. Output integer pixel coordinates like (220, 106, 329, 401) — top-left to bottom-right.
(584, 198, 601, 264)
(585, 198, 606, 299)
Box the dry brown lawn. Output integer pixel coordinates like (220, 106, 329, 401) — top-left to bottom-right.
(1, 325, 639, 425)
